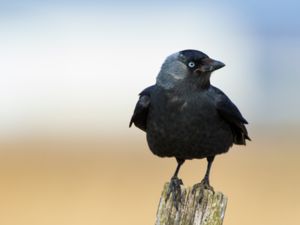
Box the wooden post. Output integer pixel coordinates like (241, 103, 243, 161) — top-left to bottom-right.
(155, 183, 227, 225)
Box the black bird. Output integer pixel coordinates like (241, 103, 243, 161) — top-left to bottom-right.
(130, 49, 250, 203)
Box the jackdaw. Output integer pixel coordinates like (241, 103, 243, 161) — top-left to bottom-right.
(130, 49, 250, 204)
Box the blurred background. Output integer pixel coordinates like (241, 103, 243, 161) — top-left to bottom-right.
(0, 0, 299, 225)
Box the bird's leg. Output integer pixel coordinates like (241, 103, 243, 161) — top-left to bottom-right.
(166, 158, 185, 210)
(201, 156, 215, 191)
(193, 156, 215, 193)
(172, 158, 184, 179)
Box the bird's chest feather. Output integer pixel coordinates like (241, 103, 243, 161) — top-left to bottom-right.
(146, 88, 233, 158)
(149, 90, 217, 134)
(135, 49, 239, 158)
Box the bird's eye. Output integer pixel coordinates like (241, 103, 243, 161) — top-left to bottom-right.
(188, 61, 195, 68)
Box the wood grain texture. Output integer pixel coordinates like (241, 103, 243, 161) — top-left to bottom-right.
(155, 183, 227, 225)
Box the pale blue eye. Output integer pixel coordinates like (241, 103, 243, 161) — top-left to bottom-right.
(188, 61, 195, 68)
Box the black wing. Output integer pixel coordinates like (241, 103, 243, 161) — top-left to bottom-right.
(211, 86, 251, 145)
(129, 85, 155, 132)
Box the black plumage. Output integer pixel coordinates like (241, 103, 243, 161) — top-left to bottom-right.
(129, 85, 154, 131)
(130, 50, 250, 204)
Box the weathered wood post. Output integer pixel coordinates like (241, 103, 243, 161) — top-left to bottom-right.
(155, 183, 227, 225)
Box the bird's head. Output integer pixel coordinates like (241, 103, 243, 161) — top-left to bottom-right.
(156, 49, 225, 89)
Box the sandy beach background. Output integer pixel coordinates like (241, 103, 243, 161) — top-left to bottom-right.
(0, 126, 299, 225)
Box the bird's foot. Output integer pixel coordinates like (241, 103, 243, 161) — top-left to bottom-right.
(192, 178, 214, 194)
(166, 176, 183, 210)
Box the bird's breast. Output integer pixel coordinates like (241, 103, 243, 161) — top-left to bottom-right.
(146, 89, 233, 159)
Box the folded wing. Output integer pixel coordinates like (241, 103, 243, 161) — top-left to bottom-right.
(212, 86, 251, 145)
(129, 85, 155, 132)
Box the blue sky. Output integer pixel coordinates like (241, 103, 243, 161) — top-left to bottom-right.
(1, 0, 299, 29)
(0, 0, 299, 137)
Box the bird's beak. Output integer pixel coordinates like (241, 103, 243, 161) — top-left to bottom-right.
(196, 58, 225, 73)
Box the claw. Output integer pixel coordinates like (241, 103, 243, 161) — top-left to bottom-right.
(192, 179, 214, 194)
(166, 177, 183, 210)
